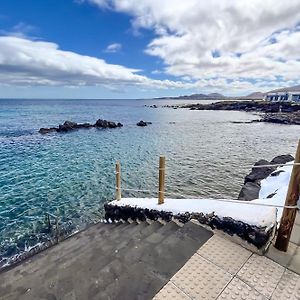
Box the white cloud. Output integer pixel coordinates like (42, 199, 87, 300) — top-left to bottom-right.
(87, 0, 300, 92)
(0, 36, 199, 91)
(105, 42, 122, 53)
(0, 36, 291, 95)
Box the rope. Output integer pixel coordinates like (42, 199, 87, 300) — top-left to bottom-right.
(251, 162, 300, 169)
(117, 188, 298, 209)
(122, 188, 152, 193)
(115, 162, 299, 173)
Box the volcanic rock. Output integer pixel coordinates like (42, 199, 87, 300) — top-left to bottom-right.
(137, 120, 152, 126)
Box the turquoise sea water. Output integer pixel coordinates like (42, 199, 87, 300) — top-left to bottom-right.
(0, 98, 299, 265)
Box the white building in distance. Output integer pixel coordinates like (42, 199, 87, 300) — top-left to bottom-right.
(264, 91, 300, 102)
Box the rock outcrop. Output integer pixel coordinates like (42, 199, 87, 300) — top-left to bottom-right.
(164, 100, 300, 125)
(174, 100, 300, 113)
(238, 154, 294, 201)
(136, 120, 152, 127)
(261, 112, 300, 125)
(39, 119, 123, 134)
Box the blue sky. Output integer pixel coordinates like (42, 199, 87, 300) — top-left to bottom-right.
(0, 0, 299, 98)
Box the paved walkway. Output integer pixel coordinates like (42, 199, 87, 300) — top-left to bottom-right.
(153, 233, 300, 299)
(266, 212, 300, 273)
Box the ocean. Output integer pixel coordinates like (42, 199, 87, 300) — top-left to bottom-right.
(0, 98, 298, 265)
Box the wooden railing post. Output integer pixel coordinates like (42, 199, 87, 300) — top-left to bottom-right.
(275, 140, 300, 251)
(116, 161, 121, 201)
(158, 156, 165, 204)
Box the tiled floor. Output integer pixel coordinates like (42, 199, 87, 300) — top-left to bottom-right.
(266, 212, 300, 274)
(153, 234, 300, 300)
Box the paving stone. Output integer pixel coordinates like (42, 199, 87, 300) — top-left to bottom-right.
(153, 282, 191, 300)
(197, 235, 252, 275)
(291, 224, 300, 245)
(271, 269, 300, 299)
(266, 242, 297, 267)
(237, 254, 285, 298)
(171, 253, 232, 300)
(218, 277, 267, 300)
(0, 222, 212, 300)
(288, 247, 300, 275)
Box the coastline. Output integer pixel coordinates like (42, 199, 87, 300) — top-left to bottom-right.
(160, 100, 300, 125)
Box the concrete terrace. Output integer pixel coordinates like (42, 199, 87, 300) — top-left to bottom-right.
(0, 215, 299, 300)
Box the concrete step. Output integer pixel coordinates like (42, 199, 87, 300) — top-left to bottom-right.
(86, 221, 165, 292)
(97, 222, 212, 300)
(49, 222, 159, 275)
(0, 220, 213, 300)
(92, 261, 167, 300)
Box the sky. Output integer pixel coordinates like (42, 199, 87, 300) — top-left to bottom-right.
(0, 0, 300, 99)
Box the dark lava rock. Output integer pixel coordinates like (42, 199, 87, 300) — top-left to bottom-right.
(94, 119, 123, 128)
(262, 112, 300, 125)
(57, 120, 78, 132)
(238, 181, 261, 201)
(244, 159, 276, 184)
(39, 119, 123, 134)
(180, 100, 300, 114)
(270, 154, 294, 165)
(171, 101, 300, 125)
(137, 120, 152, 127)
(271, 170, 285, 177)
(238, 154, 294, 201)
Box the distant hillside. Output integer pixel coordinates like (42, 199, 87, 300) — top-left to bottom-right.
(240, 92, 265, 100)
(155, 84, 300, 101)
(156, 93, 228, 100)
(269, 85, 300, 93)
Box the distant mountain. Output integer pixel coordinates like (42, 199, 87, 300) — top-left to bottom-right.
(207, 93, 226, 98)
(156, 93, 228, 100)
(269, 85, 300, 93)
(154, 85, 300, 101)
(240, 92, 265, 100)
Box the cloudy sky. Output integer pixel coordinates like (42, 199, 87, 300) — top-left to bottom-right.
(0, 0, 300, 98)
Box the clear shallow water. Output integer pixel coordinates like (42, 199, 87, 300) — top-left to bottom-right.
(0, 98, 299, 263)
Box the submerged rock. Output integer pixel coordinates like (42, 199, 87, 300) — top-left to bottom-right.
(136, 120, 152, 127)
(38, 127, 57, 134)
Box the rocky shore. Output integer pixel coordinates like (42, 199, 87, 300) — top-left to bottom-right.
(261, 112, 300, 125)
(39, 119, 123, 134)
(162, 100, 300, 125)
(238, 154, 294, 201)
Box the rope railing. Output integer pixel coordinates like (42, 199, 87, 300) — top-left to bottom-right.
(251, 162, 299, 168)
(114, 142, 300, 252)
(118, 188, 299, 209)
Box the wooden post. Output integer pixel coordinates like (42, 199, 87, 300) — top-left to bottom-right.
(158, 156, 165, 204)
(116, 161, 121, 201)
(275, 140, 300, 251)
